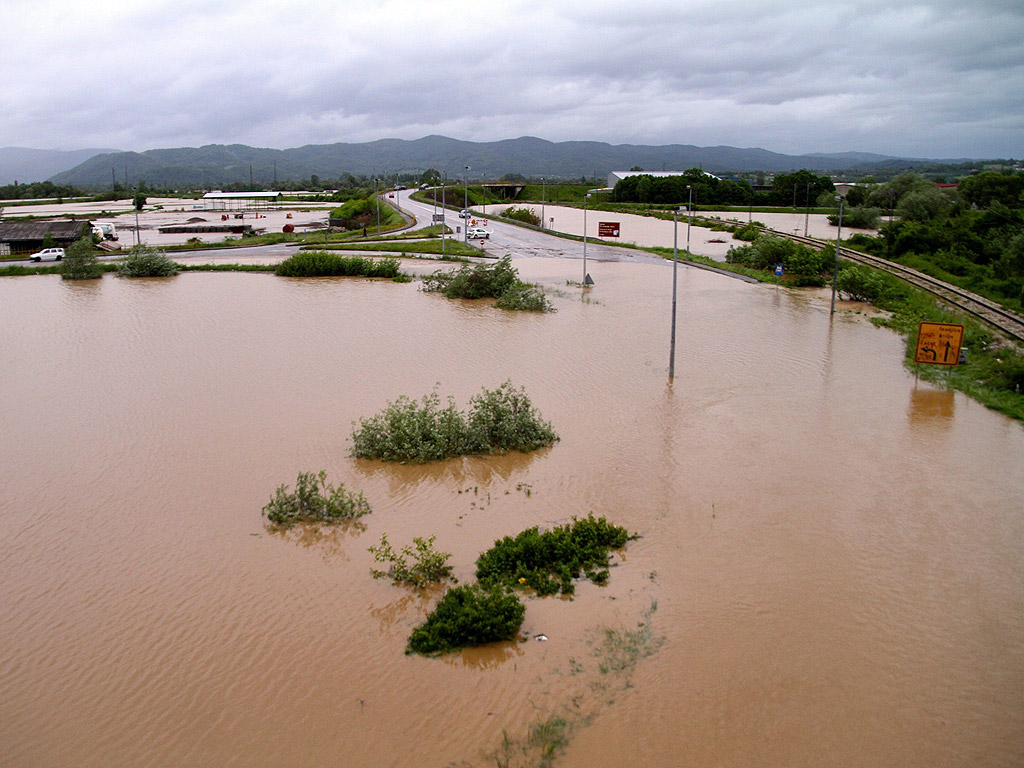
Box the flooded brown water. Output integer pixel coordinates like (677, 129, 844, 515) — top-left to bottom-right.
(2, 260, 1023, 768)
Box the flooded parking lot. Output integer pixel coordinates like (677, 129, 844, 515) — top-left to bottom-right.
(1, 259, 1022, 767)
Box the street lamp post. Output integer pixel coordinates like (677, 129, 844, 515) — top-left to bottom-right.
(669, 206, 681, 379)
(374, 178, 381, 235)
(541, 177, 545, 230)
(464, 166, 470, 244)
(804, 182, 811, 237)
(583, 192, 592, 284)
(686, 186, 693, 256)
(830, 194, 845, 315)
(441, 173, 447, 256)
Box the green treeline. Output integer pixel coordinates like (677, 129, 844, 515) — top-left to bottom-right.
(843, 171, 1024, 312)
(611, 168, 835, 207)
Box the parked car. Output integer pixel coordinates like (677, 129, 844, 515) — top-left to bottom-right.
(467, 227, 490, 240)
(29, 247, 64, 262)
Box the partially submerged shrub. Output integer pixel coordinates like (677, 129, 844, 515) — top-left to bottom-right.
(369, 533, 453, 586)
(351, 382, 558, 463)
(116, 245, 179, 277)
(465, 381, 558, 454)
(406, 582, 525, 655)
(60, 236, 103, 280)
(502, 206, 541, 226)
(494, 280, 551, 311)
(475, 514, 631, 596)
(422, 255, 552, 312)
(276, 251, 403, 279)
(352, 390, 472, 462)
(262, 470, 370, 527)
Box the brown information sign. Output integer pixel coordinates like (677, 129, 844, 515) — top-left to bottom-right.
(914, 322, 964, 365)
(598, 222, 620, 237)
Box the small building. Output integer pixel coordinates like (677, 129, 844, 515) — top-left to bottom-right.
(0, 219, 92, 256)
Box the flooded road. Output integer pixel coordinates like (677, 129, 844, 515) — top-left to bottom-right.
(1, 261, 1022, 767)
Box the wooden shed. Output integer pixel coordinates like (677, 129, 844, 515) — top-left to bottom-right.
(0, 219, 93, 256)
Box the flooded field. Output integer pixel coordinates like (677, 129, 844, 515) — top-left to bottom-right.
(2, 259, 1022, 767)
(492, 204, 878, 260)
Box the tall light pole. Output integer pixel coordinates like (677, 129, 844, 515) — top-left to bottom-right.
(669, 206, 681, 379)
(464, 165, 470, 244)
(830, 194, 845, 315)
(441, 173, 447, 256)
(804, 182, 811, 237)
(583, 192, 592, 284)
(541, 177, 545, 230)
(686, 185, 693, 256)
(374, 178, 381, 235)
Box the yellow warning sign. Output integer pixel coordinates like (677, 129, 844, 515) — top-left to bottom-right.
(914, 322, 964, 365)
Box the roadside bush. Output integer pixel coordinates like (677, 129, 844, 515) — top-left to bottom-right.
(475, 514, 631, 596)
(422, 255, 552, 312)
(275, 251, 403, 278)
(262, 470, 371, 527)
(406, 582, 525, 655)
(732, 222, 760, 241)
(351, 382, 558, 463)
(502, 206, 541, 226)
(836, 264, 891, 302)
(116, 245, 179, 277)
(60, 236, 104, 280)
(369, 533, 453, 586)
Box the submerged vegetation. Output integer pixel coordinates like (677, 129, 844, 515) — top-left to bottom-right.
(422, 255, 553, 312)
(351, 381, 558, 463)
(262, 470, 371, 527)
(59, 236, 104, 280)
(275, 251, 406, 279)
(116, 245, 180, 277)
(404, 514, 633, 656)
(476, 515, 632, 596)
(406, 582, 525, 655)
(369, 533, 453, 587)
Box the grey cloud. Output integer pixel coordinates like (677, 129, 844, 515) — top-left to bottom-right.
(1, 0, 1021, 158)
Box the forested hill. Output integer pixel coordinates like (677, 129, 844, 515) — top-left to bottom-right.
(48, 136, 903, 188)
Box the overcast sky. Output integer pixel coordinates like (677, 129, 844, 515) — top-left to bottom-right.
(3, 0, 1021, 158)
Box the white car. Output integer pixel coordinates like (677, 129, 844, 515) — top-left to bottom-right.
(30, 247, 64, 262)
(458, 209, 470, 218)
(467, 227, 490, 240)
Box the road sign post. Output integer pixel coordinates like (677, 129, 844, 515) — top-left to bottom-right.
(914, 322, 964, 366)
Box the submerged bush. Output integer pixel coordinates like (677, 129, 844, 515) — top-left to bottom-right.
(369, 533, 454, 586)
(60, 235, 103, 280)
(406, 582, 525, 655)
(116, 245, 179, 277)
(262, 470, 371, 527)
(465, 381, 558, 454)
(502, 206, 541, 226)
(422, 256, 552, 312)
(351, 390, 472, 463)
(475, 514, 631, 596)
(276, 251, 403, 279)
(351, 382, 558, 463)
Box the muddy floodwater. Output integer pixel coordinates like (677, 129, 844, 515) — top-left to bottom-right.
(2, 259, 1022, 768)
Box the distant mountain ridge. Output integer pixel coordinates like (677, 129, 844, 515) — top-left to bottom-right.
(41, 136, 910, 188)
(0, 147, 117, 186)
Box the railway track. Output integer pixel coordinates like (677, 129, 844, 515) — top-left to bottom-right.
(775, 230, 1024, 344)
